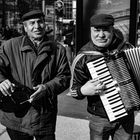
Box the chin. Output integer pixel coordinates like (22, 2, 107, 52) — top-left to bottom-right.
(34, 35, 43, 39)
(96, 43, 107, 48)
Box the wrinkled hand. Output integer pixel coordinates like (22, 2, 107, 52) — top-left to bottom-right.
(0, 79, 15, 97)
(81, 79, 105, 96)
(29, 84, 46, 103)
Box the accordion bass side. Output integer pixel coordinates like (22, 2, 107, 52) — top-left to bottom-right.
(87, 47, 140, 122)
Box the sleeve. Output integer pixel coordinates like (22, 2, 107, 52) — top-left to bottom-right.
(44, 44, 71, 96)
(31, 43, 71, 110)
(69, 53, 90, 100)
(33, 43, 71, 103)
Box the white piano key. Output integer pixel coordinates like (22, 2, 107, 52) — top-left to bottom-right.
(108, 97, 122, 104)
(104, 90, 119, 98)
(114, 108, 127, 117)
(108, 100, 124, 109)
(98, 71, 111, 78)
(91, 57, 105, 64)
(112, 104, 126, 111)
(109, 111, 127, 122)
(94, 64, 107, 71)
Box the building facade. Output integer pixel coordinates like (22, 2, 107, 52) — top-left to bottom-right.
(0, 0, 76, 28)
(0, 0, 43, 28)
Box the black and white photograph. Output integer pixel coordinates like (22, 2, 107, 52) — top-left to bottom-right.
(0, 0, 140, 140)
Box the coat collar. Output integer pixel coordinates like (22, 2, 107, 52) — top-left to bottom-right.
(20, 36, 53, 54)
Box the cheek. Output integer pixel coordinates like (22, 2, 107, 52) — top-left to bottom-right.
(26, 27, 34, 34)
(27, 26, 33, 31)
(91, 32, 96, 40)
(107, 34, 113, 42)
(91, 34, 98, 45)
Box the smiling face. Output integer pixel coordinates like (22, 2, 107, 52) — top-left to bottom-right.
(91, 26, 114, 49)
(23, 17, 46, 41)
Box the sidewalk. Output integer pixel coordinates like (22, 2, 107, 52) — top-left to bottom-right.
(0, 112, 140, 140)
(0, 115, 90, 140)
(56, 116, 89, 140)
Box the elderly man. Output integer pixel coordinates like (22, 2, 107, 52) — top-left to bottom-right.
(69, 14, 134, 140)
(0, 10, 70, 140)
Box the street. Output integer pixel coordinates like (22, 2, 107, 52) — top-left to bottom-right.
(0, 88, 90, 140)
(58, 89, 89, 119)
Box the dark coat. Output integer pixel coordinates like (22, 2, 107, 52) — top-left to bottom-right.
(0, 35, 71, 135)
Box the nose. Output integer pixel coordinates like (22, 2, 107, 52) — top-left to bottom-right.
(34, 22, 40, 28)
(98, 30, 105, 37)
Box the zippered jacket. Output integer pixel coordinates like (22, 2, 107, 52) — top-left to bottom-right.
(70, 29, 134, 118)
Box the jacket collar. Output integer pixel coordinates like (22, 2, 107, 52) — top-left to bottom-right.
(20, 35, 53, 54)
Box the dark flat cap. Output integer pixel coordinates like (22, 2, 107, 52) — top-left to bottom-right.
(90, 14, 114, 27)
(22, 10, 45, 21)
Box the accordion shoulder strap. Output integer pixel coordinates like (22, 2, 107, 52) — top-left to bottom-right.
(69, 51, 102, 92)
(124, 42, 135, 49)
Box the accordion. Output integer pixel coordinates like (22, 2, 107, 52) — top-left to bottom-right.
(87, 47, 140, 122)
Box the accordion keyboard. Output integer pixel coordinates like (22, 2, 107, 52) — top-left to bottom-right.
(87, 57, 128, 122)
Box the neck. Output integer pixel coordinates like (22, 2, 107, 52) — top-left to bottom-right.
(30, 37, 43, 47)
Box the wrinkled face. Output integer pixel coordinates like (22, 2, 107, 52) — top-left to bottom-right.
(23, 17, 46, 40)
(91, 26, 114, 48)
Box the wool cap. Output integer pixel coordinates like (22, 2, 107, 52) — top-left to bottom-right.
(22, 10, 45, 22)
(90, 14, 114, 27)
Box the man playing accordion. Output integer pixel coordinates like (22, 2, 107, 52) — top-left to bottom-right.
(69, 14, 136, 140)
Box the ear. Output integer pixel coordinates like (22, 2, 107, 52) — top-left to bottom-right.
(23, 22, 27, 32)
(23, 25, 27, 33)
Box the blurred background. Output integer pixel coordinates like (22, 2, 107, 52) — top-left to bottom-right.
(0, 0, 140, 63)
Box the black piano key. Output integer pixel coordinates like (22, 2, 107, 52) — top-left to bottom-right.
(111, 103, 124, 110)
(109, 98, 122, 105)
(112, 106, 125, 113)
(115, 111, 127, 118)
(107, 93, 120, 100)
(105, 88, 116, 94)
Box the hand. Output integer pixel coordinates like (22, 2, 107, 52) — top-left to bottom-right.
(80, 79, 105, 96)
(0, 79, 15, 96)
(29, 84, 46, 103)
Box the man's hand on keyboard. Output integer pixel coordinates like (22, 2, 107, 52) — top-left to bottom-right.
(80, 79, 105, 96)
